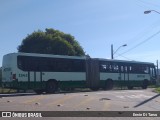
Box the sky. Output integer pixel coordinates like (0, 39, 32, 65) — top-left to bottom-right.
(1, 0, 160, 66)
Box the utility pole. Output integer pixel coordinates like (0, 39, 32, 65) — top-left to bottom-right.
(111, 44, 113, 59)
(157, 60, 159, 85)
(111, 44, 127, 59)
(157, 60, 159, 74)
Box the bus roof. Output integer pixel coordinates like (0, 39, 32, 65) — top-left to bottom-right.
(4, 53, 155, 66)
(97, 58, 154, 65)
(4, 52, 87, 60)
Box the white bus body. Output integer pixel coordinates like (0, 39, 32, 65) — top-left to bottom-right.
(2, 53, 156, 93)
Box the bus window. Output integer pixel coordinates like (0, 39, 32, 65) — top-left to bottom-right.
(112, 64, 119, 72)
(144, 66, 149, 74)
(100, 64, 107, 72)
(99, 61, 107, 72)
(124, 66, 128, 73)
(120, 66, 124, 72)
(150, 67, 156, 77)
(129, 66, 132, 73)
(120, 65, 128, 73)
(17, 57, 23, 70)
(73, 60, 86, 72)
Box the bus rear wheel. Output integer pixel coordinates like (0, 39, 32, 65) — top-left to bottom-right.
(46, 80, 58, 94)
(142, 79, 148, 89)
(90, 87, 99, 91)
(105, 79, 113, 90)
(34, 90, 43, 94)
(127, 86, 133, 90)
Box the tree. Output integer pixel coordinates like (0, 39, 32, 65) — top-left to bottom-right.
(17, 28, 85, 56)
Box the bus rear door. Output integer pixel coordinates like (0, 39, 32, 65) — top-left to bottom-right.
(119, 65, 130, 89)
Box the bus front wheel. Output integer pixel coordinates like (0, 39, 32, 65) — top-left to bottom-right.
(46, 80, 58, 94)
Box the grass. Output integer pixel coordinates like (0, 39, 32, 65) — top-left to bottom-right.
(148, 85, 157, 88)
(149, 84, 160, 93)
(0, 87, 17, 94)
(155, 87, 160, 93)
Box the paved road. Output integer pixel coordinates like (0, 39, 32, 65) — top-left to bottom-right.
(0, 88, 160, 120)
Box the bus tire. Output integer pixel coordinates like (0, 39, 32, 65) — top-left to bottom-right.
(34, 90, 43, 94)
(127, 86, 133, 90)
(46, 80, 58, 94)
(90, 87, 99, 91)
(105, 79, 113, 90)
(142, 79, 148, 89)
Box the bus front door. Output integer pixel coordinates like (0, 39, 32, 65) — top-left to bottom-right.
(27, 71, 43, 89)
(119, 65, 130, 89)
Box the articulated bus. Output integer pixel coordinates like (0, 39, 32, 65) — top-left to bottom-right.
(2, 53, 156, 94)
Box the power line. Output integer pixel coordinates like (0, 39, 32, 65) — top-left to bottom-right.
(115, 52, 158, 63)
(117, 29, 160, 56)
(123, 17, 160, 46)
(137, 0, 160, 9)
(114, 52, 134, 61)
(135, 0, 150, 9)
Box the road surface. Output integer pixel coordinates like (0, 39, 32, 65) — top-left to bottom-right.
(0, 88, 160, 120)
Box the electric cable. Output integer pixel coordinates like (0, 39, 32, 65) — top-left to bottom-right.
(118, 29, 160, 56)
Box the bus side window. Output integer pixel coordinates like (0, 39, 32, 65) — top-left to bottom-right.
(150, 67, 156, 77)
(131, 65, 137, 73)
(99, 62, 112, 72)
(144, 66, 149, 74)
(120, 65, 127, 73)
(129, 66, 132, 73)
(99, 63, 106, 72)
(112, 64, 119, 72)
(17, 57, 23, 70)
(73, 60, 85, 72)
(105, 64, 110, 72)
(56, 58, 66, 72)
(121, 66, 124, 72)
(99, 62, 106, 72)
(101, 64, 107, 72)
(125, 66, 128, 73)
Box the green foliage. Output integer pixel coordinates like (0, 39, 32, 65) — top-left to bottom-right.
(18, 28, 85, 56)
